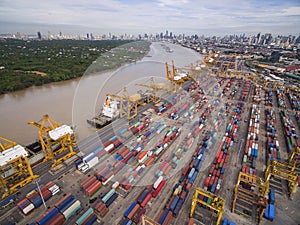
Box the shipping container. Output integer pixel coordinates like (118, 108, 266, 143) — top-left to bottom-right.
(62, 200, 81, 220)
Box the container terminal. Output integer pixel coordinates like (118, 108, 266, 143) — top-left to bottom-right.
(0, 50, 300, 225)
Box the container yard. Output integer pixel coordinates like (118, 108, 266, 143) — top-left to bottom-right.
(0, 52, 300, 225)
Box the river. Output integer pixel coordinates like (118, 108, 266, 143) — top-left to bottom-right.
(0, 42, 202, 145)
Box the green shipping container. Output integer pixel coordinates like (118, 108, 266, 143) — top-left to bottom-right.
(76, 208, 94, 225)
(102, 189, 115, 203)
(207, 198, 212, 205)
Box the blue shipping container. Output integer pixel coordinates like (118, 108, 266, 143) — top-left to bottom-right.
(60, 198, 77, 213)
(158, 209, 169, 225)
(105, 193, 118, 207)
(137, 189, 149, 204)
(37, 207, 59, 225)
(85, 215, 97, 225)
(173, 199, 184, 215)
(56, 195, 75, 211)
(170, 196, 180, 211)
(124, 202, 137, 218)
(222, 218, 228, 225)
(268, 204, 275, 220)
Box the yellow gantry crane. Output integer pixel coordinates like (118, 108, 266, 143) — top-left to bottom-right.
(121, 87, 141, 120)
(0, 136, 39, 199)
(135, 77, 164, 104)
(288, 146, 300, 166)
(190, 188, 225, 225)
(264, 159, 298, 199)
(165, 60, 190, 93)
(232, 172, 269, 224)
(141, 215, 159, 225)
(28, 114, 76, 168)
(166, 61, 179, 93)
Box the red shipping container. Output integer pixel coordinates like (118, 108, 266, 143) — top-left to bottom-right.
(209, 166, 214, 175)
(140, 193, 152, 208)
(205, 177, 210, 187)
(162, 211, 173, 224)
(213, 169, 217, 177)
(133, 208, 146, 224)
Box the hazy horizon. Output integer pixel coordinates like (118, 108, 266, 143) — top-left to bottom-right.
(1, 0, 300, 36)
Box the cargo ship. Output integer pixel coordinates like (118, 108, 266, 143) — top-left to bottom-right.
(86, 96, 120, 129)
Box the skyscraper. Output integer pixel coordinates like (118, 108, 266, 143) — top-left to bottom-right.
(37, 31, 42, 40)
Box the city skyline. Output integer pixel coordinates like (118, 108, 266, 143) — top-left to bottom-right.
(1, 0, 300, 36)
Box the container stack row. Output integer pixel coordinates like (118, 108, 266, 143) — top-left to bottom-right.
(80, 175, 102, 197)
(264, 189, 276, 221)
(197, 80, 249, 218)
(204, 101, 244, 195)
(265, 107, 281, 162)
(18, 181, 60, 215)
(287, 92, 300, 111)
(243, 104, 260, 166)
(75, 208, 97, 225)
(155, 101, 225, 224)
(253, 85, 262, 104)
(280, 110, 300, 153)
(276, 88, 286, 109)
(29, 193, 81, 225)
(265, 90, 273, 107)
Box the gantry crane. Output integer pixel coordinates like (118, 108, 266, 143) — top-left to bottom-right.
(190, 188, 225, 225)
(288, 146, 300, 168)
(135, 77, 164, 104)
(232, 172, 269, 224)
(166, 61, 180, 93)
(179, 62, 203, 82)
(203, 51, 219, 67)
(141, 215, 159, 225)
(28, 114, 76, 168)
(0, 136, 39, 199)
(264, 159, 298, 199)
(122, 87, 141, 120)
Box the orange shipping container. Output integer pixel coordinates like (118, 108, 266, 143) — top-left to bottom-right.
(128, 204, 140, 219)
(138, 151, 147, 160)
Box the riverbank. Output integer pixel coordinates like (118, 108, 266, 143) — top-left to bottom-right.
(0, 40, 150, 94)
(0, 42, 202, 144)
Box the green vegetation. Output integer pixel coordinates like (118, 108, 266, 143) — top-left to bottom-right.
(0, 39, 150, 94)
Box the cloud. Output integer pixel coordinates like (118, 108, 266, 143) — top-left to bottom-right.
(0, 0, 299, 35)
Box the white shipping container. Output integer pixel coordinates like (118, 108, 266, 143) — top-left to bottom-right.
(51, 189, 60, 196)
(104, 144, 114, 152)
(112, 181, 119, 189)
(248, 148, 251, 157)
(199, 124, 204, 130)
(103, 174, 114, 186)
(153, 176, 163, 189)
(22, 203, 35, 215)
(83, 153, 94, 162)
(63, 200, 81, 219)
(80, 165, 89, 173)
(87, 157, 99, 169)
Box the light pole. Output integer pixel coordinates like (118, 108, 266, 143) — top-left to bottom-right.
(35, 179, 47, 209)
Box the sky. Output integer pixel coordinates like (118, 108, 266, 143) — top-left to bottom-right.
(1, 0, 300, 36)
